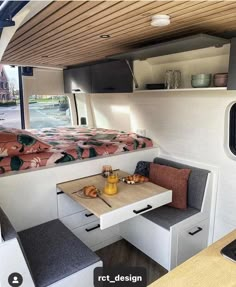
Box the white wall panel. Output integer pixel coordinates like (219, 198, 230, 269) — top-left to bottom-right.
(91, 89, 236, 242)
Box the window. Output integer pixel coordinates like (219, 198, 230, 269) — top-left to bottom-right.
(0, 65, 22, 128)
(29, 95, 72, 129)
(229, 103, 236, 155)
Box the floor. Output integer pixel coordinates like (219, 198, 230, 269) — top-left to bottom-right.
(96, 239, 168, 285)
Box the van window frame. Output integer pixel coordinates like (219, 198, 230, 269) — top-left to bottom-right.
(229, 102, 236, 155)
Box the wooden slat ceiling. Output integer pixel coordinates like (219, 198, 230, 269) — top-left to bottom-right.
(2, 0, 236, 68)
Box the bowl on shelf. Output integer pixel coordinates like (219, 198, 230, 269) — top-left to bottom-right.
(213, 73, 228, 87)
(191, 74, 211, 88)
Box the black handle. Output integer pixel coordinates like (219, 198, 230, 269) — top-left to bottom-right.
(85, 224, 100, 232)
(103, 87, 115, 91)
(189, 227, 203, 236)
(57, 191, 64, 195)
(85, 213, 94, 217)
(133, 204, 152, 214)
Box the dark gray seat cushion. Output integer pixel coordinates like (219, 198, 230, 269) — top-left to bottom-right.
(153, 157, 210, 210)
(18, 219, 100, 287)
(0, 207, 17, 241)
(142, 205, 199, 230)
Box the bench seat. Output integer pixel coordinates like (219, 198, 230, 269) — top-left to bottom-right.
(142, 206, 199, 230)
(18, 219, 100, 287)
(120, 157, 211, 270)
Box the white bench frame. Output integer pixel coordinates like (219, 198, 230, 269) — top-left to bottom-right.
(119, 156, 219, 271)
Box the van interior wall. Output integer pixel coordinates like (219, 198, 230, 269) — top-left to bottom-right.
(90, 91, 236, 242)
(90, 93, 132, 131)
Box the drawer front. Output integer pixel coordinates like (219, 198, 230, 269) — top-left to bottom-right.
(101, 190, 172, 229)
(177, 219, 209, 265)
(72, 220, 119, 248)
(60, 210, 97, 230)
(57, 193, 85, 218)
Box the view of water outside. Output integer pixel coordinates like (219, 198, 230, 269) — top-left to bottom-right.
(0, 65, 71, 129)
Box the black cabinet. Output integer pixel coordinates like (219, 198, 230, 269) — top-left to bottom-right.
(63, 60, 133, 93)
(91, 61, 133, 93)
(109, 34, 229, 61)
(63, 66, 92, 93)
(227, 37, 236, 90)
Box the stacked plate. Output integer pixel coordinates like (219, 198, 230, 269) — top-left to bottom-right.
(191, 74, 211, 88)
(213, 73, 228, 87)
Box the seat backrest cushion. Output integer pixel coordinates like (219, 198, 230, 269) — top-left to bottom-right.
(0, 207, 17, 241)
(153, 157, 210, 210)
(134, 161, 150, 177)
(149, 163, 191, 209)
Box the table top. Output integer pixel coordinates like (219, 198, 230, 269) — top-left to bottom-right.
(57, 170, 170, 218)
(149, 230, 236, 287)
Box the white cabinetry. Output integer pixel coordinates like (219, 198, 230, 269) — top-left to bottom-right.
(120, 216, 171, 270)
(57, 192, 120, 251)
(134, 44, 230, 91)
(176, 219, 209, 265)
(120, 214, 210, 271)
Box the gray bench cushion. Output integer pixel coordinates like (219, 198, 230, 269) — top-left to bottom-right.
(0, 207, 17, 241)
(153, 157, 210, 210)
(18, 219, 100, 287)
(142, 206, 199, 230)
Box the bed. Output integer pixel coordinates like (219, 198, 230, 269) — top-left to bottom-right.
(0, 126, 153, 174)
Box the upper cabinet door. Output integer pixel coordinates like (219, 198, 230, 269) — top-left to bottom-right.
(91, 61, 133, 93)
(63, 66, 92, 93)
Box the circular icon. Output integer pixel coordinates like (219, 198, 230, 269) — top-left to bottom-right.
(8, 273, 23, 287)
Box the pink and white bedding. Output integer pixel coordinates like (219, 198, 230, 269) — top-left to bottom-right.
(0, 127, 153, 174)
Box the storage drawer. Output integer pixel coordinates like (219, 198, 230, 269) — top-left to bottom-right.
(72, 220, 119, 248)
(57, 193, 85, 218)
(60, 210, 97, 230)
(177, 219, 209, 265)
(100, 191, 172, 229)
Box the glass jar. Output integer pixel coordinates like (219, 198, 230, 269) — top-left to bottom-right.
(107, 173, 119, 184)
(102, 165, 113, 178)
(173, 70, 181, 89)
(165, 70, 173, 89)
(104, 183, 118, 195)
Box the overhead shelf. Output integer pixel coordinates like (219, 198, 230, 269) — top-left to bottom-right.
(134, 87, 227, 93)
(109, 34, 230, 61)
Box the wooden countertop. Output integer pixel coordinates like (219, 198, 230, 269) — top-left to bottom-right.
(149, 230, 236, 287)
(57, 171, 170, 218)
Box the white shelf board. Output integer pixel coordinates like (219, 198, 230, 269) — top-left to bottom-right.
(134, 87, 227, 93)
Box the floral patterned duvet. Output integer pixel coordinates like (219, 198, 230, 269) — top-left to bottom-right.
(0, 127, 153, 174)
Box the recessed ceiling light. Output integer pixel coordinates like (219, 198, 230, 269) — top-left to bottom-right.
(100, 34, 110, 39)
(151, 14, 170, 27)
